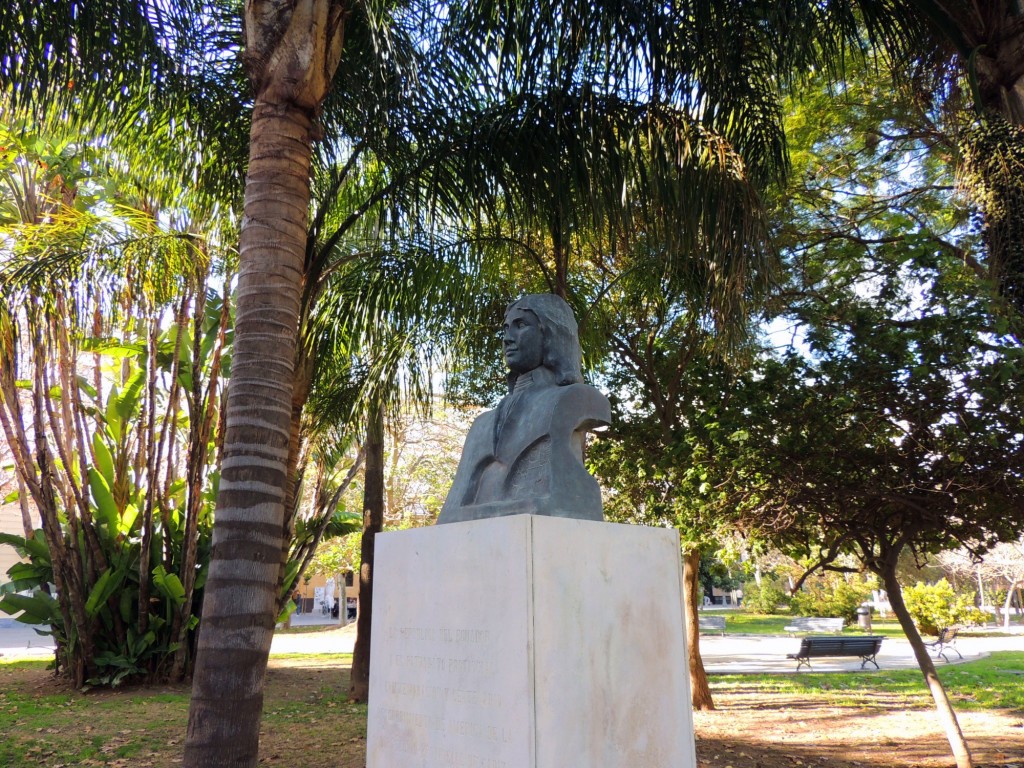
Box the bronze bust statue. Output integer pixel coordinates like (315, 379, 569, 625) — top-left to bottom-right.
(437, 294, 611, 524)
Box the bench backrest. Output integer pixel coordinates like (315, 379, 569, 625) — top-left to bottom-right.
(698, 616, 726, 630)
(798, 636, 883, 656)
(788, 617, 844, 631)
(938, 627, 958, 643)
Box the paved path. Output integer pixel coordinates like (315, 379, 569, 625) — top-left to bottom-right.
(3, 617, 1021, 675)
(0, 621, 57, 661)
(695, 631, 1023, 674)
(266, 625, 1024, 674)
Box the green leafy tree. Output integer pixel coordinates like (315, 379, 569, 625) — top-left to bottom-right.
(727, 84, 1024, 768)
(789, 574, 875, 624)
(308, 530, 363, 583)
(699, 269, 1023, 768)
(742, 582, 788, 615)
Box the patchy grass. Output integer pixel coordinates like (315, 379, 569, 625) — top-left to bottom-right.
(1, 652, 1022, 767)
(0, 655, 365, 768)
(0, 660, 189, 767)
(710, 651, 1024, 712)
(700, 612, 896, 635)
(698, 611, 789, 634)
(270, 652, 353, 662)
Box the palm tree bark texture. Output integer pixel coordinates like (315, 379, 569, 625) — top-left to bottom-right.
(184, 1, 347, 766)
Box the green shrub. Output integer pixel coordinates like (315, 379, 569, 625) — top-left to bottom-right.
(789, 575, 873, 623)
(902, 579, 989, 636)
(742, 582, 788, 614)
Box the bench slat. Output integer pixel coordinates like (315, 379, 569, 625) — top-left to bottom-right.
(923, 627, 962, 662)
(698, 616, 726, 635)
(787, 635, 884, 671)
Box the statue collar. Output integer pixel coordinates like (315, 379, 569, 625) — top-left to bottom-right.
(510, 367, 558, 392)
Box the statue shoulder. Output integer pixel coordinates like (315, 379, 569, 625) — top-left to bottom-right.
(468, 406, 498, 429)
(553, 382, 611, 425)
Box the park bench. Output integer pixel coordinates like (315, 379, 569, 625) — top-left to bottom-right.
(924, 627, 962, 662)
(784, 616, 845, 634)
(787, 635, 884, 671)
(698, 615, 726, 635)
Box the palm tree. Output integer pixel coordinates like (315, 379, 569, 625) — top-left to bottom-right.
(906, 1, 1024, 318)
(897, 1, 1024, 123)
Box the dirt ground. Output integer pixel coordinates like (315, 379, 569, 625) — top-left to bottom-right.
(3, 658, 1023, 767)
(260, 660, 1024, 768)
(692, 686, 1024, 768)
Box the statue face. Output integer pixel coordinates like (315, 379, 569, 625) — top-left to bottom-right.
(502, 307, 544, 374)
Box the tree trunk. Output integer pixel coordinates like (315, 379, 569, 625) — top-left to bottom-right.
(880, 559, 973, 768)
(172, 286, 230, 679)
(971, 15, 1024, 127)
(349, 405, 384, 703)
(16, 472, 34, 538)
(183, 0, 347, 755)
(183, 101, 315, 768)
(1004, 580, 1021, 629)
(682, 549, 715, 710)
(137, 317, 160, 637)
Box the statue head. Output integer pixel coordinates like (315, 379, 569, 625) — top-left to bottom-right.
(503, 294, 583, 390)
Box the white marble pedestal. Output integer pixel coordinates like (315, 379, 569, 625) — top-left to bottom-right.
(365, 514, 696, 768)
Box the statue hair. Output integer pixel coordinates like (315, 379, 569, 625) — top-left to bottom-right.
(505, 294, 583, 392)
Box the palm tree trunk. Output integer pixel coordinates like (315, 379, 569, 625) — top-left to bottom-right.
(183, 101, 315, 768)
(682, 549, 715, 710)
(349, 405, 384, 703)
(880, 557, 973, 768)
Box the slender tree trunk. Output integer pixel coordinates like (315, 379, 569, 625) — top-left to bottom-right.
(172, 285, 230, 680)
(183, 101, 315, 767)
(16, 473, 33, 538)
(34, 323, 94, 684)
(289, 448, 365, 604)
(1003, 580, 1021, 629)
(137, 316, 160, 637)
(349, 405, 384, 702)
(880, 559, 973, 768)
(682, 549, 715, 710)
